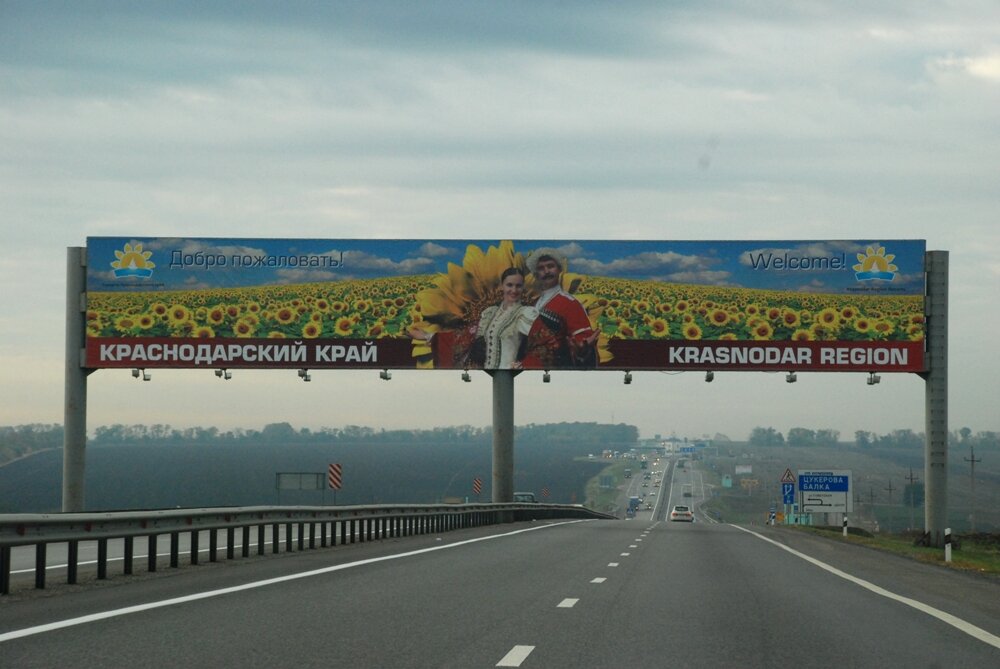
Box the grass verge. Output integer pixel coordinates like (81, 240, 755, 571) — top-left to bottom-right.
(794, 525, 1000, 576)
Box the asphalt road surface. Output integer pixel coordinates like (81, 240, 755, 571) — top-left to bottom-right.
(2, 516, 999, 668)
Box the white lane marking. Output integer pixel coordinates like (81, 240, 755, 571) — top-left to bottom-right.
(497, 645, 535, 667)
(733, 525, 1000, 650)
(629, 544, 638, 548)
(608, 562, 619, 567)
(620, 552, 631, 556)
(591, 577, 607, 583)
(0, 520, 588, 643)
(557, 598, 579, 608)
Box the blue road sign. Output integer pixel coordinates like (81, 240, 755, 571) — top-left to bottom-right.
(782, 482, 795, 504)
(798, 472, 849, 492)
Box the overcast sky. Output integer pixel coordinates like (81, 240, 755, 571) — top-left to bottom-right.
(2, 1, 998, 441)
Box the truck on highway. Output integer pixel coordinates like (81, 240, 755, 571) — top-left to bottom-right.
(626, 496, 641, 518)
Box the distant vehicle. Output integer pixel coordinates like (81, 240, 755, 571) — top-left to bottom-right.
(670, 505, 694, 522)
(513, 492, 537, 503)
(628, 496, 642, 515)
(645, 502, 652, 510)
(624, 468, 632, 479)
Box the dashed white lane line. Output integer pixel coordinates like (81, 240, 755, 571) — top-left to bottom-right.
(557, 598, 579, 608)
(591, 577, 607, 583)
(620, 552, 631, 556)
(497, 645, 535, 667)
(629, 544, 638, 548)
(733, 525, 1000, 650)
(608, 562, 619, 567)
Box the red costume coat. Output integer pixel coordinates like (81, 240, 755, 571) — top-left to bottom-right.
(521, 291, 596, 369)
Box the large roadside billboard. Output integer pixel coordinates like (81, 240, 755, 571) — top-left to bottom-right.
(84, 238, 926, 373)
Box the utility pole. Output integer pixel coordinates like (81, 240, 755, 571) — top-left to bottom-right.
(884, 480, 895, 533)
(964, 445, 982, 533)
(905, 468, 919, 532)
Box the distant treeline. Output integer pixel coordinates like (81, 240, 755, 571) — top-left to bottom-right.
(0, 422, 639, 513)
(747, 426, 1000, 450)
(3, 423, 998, 467)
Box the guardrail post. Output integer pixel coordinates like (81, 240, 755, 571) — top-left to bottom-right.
(67, 540, 79, 584)
(227, 527, 235, 559)
(148, 534, 158, 572)
(1, 546, 10, 595)
(170, 532, 180, 568)
(190, 530, 200, 565)
(97, 538, 108, 579)
(297, 522, 305, 550)
(35, 543, 46, 589)
(124, 536, 134, 575)
(209, 529, 218, 562)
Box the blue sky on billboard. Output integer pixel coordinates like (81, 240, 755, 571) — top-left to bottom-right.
(1, 3, 997, 438)
(88, 237, 926, 294)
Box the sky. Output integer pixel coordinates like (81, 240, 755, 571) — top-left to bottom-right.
(2, 1, 998, 442)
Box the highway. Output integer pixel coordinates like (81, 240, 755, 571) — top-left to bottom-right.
(3, 462, 999, 667)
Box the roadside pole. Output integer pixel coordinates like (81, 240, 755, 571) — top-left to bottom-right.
(63, 247, 89, 512)
(491, 370, 516, 521)
(922, 251, 948, 547)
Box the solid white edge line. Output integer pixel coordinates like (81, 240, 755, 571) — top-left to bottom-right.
(496, 644, 535, 667)
(1, 520, 588, 643)
(732, 525, 1000, 650)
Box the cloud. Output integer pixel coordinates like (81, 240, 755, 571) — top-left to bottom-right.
(414, 242, 455, 257)
(572, 251, 721, 279)
(339, 250, 437, 276)
(928, 51, 1000, 83)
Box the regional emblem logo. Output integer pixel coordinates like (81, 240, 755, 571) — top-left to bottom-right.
(110, 242, 155, 278)
(853, 244, 897, 282)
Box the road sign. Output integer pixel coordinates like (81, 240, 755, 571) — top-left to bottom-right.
(782, 482, 795, 504)
(472, 477, 482, 495)
(328, 463, 343, 490)
(798, 470, 852, 513)
(780, 468, 795, 483)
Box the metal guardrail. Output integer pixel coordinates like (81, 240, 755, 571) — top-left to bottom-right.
(0, 503, 612, 595)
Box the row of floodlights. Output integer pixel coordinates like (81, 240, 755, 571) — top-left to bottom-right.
(130, 369, 883, 385)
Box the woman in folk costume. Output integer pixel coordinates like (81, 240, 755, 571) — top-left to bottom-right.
(409, 266, 537, 370)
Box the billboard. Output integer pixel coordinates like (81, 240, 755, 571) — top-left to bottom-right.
(84, 238, 926, 372)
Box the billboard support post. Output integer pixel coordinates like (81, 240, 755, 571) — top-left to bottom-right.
(63, 247, 88, 512)
(922, 251, 948, 546)
(491, 370, 516, 516)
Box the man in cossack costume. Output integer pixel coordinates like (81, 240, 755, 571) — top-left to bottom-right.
(520, 248, 598, 369)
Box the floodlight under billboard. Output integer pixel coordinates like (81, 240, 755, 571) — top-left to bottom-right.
(83, 238, 926, 373)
